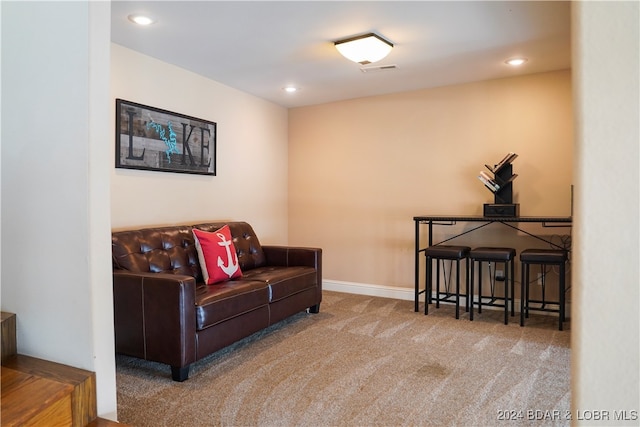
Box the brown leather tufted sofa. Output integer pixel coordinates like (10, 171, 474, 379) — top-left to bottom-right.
(111, 221, 322, 381)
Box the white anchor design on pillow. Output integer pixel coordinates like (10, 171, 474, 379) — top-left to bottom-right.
(216, 232, 239, 278)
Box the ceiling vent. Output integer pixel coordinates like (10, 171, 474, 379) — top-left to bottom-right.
(360, 64, 398, 73)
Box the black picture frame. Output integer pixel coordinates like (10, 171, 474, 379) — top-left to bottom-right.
(115, 99, 216, 175)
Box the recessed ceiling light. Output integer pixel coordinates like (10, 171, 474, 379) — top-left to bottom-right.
(128, 14, 155, 26)
(283, 86, 298, 93)
(505, 57, 528, 66)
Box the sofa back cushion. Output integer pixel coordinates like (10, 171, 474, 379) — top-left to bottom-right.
(112, 222, 266, 280)
(192, 222, 266, 271)
(112, 225, 202, 280)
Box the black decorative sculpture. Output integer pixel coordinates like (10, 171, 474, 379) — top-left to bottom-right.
(478, 152, 519, 216)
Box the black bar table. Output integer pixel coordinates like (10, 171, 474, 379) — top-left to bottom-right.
(413, 215, 572, 312)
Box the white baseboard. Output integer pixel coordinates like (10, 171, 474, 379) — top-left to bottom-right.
(322, 279, 571, 318)
(323, 279, 414, 301)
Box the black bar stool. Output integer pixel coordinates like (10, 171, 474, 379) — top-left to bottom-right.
(424, 245, 470, 319)
(469, 247, 516, 325)
(520, 249, 569, 331)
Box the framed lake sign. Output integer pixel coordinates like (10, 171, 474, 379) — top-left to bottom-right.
(115, 99, 216, 175)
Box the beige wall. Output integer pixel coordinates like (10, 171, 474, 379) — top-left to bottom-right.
(289, 70, 573, 294)
(110, 44, 290, 244)
(572, 1, 639, 422)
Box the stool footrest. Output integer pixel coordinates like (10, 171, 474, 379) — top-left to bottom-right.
(526, 300, 561, 313)
(434, 294, 459, 304)
(476, 296, 509, 307)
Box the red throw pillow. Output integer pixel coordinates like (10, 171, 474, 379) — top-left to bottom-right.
(193, 226, 243, 284)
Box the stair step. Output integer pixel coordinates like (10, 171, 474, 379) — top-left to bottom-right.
(2, 354, 97, 426)
(0, 312, 129, 425)
(1, 365, 74, 426)
(1, 312, 17, 362)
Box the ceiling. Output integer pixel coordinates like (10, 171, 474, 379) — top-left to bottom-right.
(111, 1, 571, 109)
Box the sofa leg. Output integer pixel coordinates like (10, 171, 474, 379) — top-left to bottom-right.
(171, 365, 190, 382)
(308, 304, 320, 314)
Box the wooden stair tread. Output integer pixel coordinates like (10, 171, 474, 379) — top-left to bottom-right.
(3, 353, 95, 385)
(1, 366, 74, 426)
(2, 354, 97, 426)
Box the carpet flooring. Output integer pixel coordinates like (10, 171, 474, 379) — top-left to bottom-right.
(116, 291, 570, 426)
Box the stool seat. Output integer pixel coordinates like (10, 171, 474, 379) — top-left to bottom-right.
(520, 249, 567, 264)
(469, 247, 516, 262)
(425, 245, 470, 259)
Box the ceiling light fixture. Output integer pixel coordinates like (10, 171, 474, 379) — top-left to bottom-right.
(505, 57, 528, 66)
(334, 33, 393, 65)
(128, 14, 155, 26)
(283, 86, 298, 93)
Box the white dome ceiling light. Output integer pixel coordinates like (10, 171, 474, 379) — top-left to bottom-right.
(335, 33, 393, 66)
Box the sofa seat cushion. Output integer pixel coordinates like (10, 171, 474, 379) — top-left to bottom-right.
(195, 280, 269, 330)
(239, 266, 317, 302)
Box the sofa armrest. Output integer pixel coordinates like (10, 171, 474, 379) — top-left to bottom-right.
(112, 270, 198, 370)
